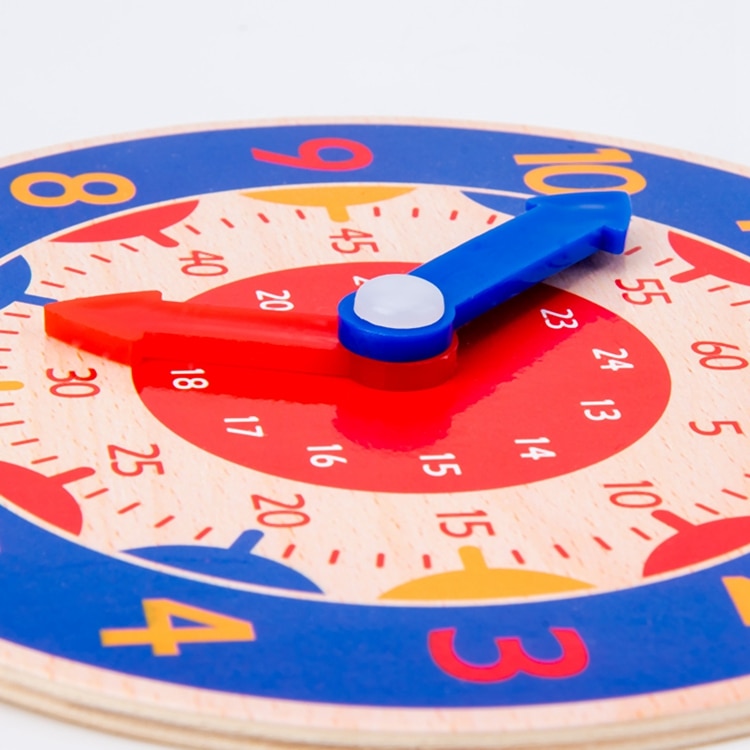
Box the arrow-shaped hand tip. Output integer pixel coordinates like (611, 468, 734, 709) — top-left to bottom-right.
(45, 291, 166, 364)
(526, 190, 632, 255)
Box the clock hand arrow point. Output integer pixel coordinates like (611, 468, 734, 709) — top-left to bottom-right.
(45, 291, 349, 374)
(338, 190, 632, 362)
(45, 291, 165, 364)
(525, 189, 632, 256)
(44, 289, 459, 389)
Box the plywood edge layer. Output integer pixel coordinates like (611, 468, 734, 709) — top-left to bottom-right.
(0, 665, 749, 750)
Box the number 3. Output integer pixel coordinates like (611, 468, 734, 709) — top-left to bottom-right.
(428, 627, 589, 682)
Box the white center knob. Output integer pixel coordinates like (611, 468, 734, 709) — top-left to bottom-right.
(353, 274, 445, 330)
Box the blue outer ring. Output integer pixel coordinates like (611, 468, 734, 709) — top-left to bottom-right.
(0, 123, 748, 708)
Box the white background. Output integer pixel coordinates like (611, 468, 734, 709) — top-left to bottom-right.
(0, 1, 749, 748)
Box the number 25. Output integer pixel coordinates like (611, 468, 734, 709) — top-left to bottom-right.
(108, 444, 165, 476)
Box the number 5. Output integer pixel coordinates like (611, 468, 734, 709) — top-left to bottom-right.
(689, 420, 744, 435)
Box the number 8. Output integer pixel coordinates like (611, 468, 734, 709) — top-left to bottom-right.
(10, 171, 136, 207)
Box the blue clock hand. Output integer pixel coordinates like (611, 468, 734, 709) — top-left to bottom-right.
(337, 191, 631, 362)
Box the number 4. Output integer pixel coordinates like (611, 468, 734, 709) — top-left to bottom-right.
(100, 599, 255, 656)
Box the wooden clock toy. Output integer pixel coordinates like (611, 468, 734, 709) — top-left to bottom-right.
(0, 119, 748, 749)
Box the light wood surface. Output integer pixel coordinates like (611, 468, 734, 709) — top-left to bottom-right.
(0, 3, 749, 750)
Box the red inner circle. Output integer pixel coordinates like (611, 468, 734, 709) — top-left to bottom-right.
(134, 263, 671, 492)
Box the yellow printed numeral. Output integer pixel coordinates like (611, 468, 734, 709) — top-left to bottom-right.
(723, 577, 750, 625)
(737, 220, 750, 232)
(100, 598, 256, 656)
(513, 148, 647, 196)
(10, 171, 136, 207)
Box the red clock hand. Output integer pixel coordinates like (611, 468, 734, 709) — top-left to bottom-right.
(44, 291, 456, 389)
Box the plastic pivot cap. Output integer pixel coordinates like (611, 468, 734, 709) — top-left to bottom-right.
(337, 190, 632, 362)
(353, 274, 446, 329)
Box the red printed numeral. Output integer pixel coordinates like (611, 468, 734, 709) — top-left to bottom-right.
(46, 367, 100, 398)
(436, 510, 495, 537)
(251, 493, 310, 527)
(615, 278, 672, 305)
(691, 341, 748, 370)
(251, 137, 373, 172)
(108, 444, 165, 476)
(689, 420, 744, 436)
(428, 627, 589, 682)
(329, 228, 380, 254)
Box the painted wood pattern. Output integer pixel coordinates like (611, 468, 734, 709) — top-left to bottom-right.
(0, 119, 747, 749)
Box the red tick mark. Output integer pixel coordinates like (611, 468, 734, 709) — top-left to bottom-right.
(631, 527, 652, 540)
(83, 487, 109, 499)
(723, 489, 749, 500)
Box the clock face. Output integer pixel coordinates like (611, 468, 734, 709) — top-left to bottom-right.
(0, 121, 748, 748)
